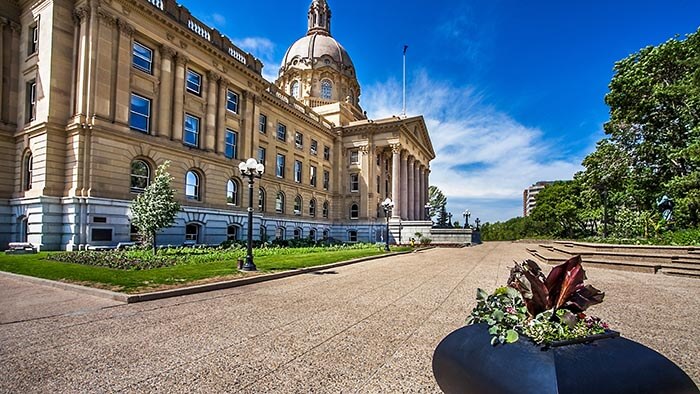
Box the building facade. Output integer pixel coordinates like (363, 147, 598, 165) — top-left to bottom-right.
(0, 0, 434, 250)
(522, 181, 554, 217)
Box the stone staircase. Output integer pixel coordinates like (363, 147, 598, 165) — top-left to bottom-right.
(526, 241, 700, 279)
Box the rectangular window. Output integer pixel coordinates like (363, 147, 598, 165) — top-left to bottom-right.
(324, 146, 330, 161)
(259, 114, 267, 133)
(310, 165, 317, 187)
(295, 132, 303, 149)
(29, 22, 39, 55)
(26, 80, 37, 123)
(132, 41, 153, 74)
(377, 175, 381, 193)
(350, 173, 359, 192)
(91, 228, 113, 242)
(225, 129, 238, 159)
(276, 154, 286, 178)
(310, 139, 318, 155)
(226, 90, 239, 113)
(294, 160, 302, 183)
(184, 114, 200, 147)
(323, 170, 330, 190)
(186, 69, 202, 95)
(277, 123, 287, 141)
(129, 93, 151, 133)
(258, 146, 266, 167)
(350, 150, 359, 164)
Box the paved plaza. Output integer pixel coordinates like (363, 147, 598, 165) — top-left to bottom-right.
(1, 242, 698, 392)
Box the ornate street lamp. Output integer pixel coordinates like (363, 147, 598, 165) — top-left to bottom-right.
(381, 198, 394, 252)
(463, 209, 471, 229)
(475, 218, 481, 230)
(398, 219, 403, 245)
(424, 203, 432, 221)
(238, 158, 265, 271)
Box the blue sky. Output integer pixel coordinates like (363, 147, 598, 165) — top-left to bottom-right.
(179, 0, 700, 223)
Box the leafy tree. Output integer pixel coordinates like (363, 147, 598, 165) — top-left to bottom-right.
(603, 28, 700, 226)
(130, 161, 181, 254)
(529, 180, 590, 238)
(436, 204, 449, 228)
(428, 186, 447, 219)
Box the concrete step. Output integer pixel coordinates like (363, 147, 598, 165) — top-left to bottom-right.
(553, 240, 698, 256)
(660, 268, 700, 279)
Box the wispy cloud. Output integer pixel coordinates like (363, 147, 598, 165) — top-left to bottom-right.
(203, 13, 226, 29)
(362, 71, 585, 222)
(233, 37, 279, 81)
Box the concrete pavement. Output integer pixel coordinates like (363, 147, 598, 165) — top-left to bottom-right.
(1, 242, 698, 392)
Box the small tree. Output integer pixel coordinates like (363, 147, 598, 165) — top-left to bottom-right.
(437, 204, 450, 228)
(428, 186, 447, 219)
(130, 161, 181, 254)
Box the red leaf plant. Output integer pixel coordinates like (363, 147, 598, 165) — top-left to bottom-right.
(507, 255, 605, 318)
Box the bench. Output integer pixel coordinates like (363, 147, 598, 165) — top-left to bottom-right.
(5, 242, 37, 254)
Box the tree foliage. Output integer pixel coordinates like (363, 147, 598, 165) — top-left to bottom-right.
(130, 161, 181, 253)
(428, 186, 447, 219)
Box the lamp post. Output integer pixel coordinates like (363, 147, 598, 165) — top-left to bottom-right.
(463, 209, 471, 228)
(238, 158, 265, 271)
(398, 219, 403, 245)
(448, 213, 453, 227)
(475, 218, 481, 230)
(381, 198, 394, 252)
(424, 203, 431, 221)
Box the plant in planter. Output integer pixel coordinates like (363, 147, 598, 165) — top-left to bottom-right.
(432, 255, 699, 394)
(467, 256, 607, 346)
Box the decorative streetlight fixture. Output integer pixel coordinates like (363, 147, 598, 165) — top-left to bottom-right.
(475, 218, 481, 230)
(424, 203, 432, 221)
(463, 209, 471, 229)
(381, 198, 394, 252)
(398, 219, 403, 245)
(238, 158, 265, 271)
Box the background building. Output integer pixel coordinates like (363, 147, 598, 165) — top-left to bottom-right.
(0, 0, 435, 250)
(522, 181, 554, 217)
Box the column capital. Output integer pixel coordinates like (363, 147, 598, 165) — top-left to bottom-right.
(174, 53, 189, 66)
(117, 19, 134, 37)
(207, 70, 221, 82)
(159, 45, 177, 60)
(390, 143, 402, 154)
(97, 9, 116, 26)
(73, 6, 91, 23)
(359, 144, 369, 154)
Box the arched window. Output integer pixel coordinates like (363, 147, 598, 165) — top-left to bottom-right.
(294, 195, 302, 215)
(309, 228, 317, 241)
(293, 227, 302, 239)
(227, 179, 240, 206)
(186, 171, 201, 200)
(350, 203, 359, 219)
(276, 226, 285, 240)
(348, 230, 358, 242)
(321, 79, 332, 100)
(290, 80, 300, 98)
(323, 229, 330, 240)
(130, 159, 150, 193)
(309, 198, 317, 217)
(24, 152, 33, 191)
(258, 187, 266, 212)
(227, 225, 239, 241)
(260, 225, 267, 241)
(275, 191, 285, 213)
(322, 200, 329, 218)
(185, 223, 201, 243)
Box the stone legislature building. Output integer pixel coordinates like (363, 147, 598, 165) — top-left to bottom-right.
(0, 0, 435, 250)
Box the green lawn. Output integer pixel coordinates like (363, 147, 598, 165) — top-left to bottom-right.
(0, 247, 408, 293)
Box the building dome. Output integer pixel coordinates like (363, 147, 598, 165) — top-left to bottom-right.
(280, 33, 355, 74)
(275, 0, 364, 122)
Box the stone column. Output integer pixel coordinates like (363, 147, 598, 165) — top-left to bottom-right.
(400, 151, 408, 219)
(0, 19, 5, 122)
(158, 45, 176, 139)
(8, 21, 19, 123)
(391, 143, 401, 218)
(215, 78, 227, 154)
(171, 54, 187, 142)
(425, 169, 430, 217)
(418, 164, 425, 220)
(407, 156, 415, 220)
(414, 162, 421, 220)
(85, 0, 100, 119)
(114, 19, 133, 125)
(204, 70, 219, 151)
(73, 6, 90, 117)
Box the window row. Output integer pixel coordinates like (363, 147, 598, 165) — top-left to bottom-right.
(274, 154, 330, 190)
(130, 160, 331, 217)
(287, 79, 335, 101)
(258, 115, 330, 160)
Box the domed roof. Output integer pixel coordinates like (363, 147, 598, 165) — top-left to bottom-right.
(281, 33, 354, 70)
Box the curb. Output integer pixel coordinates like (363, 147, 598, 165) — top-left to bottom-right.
(1, 250, 413, 304)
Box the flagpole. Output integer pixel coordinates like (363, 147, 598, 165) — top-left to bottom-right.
(402, 45, 407, 117)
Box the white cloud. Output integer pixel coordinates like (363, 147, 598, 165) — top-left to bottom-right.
(233, 37, 279, 81)
(361, 71, 585, 222)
